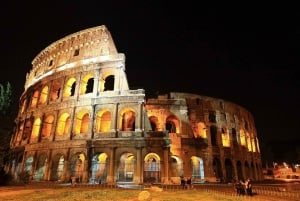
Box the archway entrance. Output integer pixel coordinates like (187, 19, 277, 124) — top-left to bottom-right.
(144, 153, 161, 183)
(191, 156, 204, 182)
(90, 153, 108, 184)
(118, 153, 135, 182)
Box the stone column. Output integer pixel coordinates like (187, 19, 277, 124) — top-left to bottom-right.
(162, 148, 169, 184)
(107, 147, 115, 183)
(134, 147, 142, 184)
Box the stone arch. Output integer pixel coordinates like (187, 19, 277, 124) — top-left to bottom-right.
(119, 108, 136, 131)
(50, 154, 65, 181)
(50, 80, 61, 101)
(70, 153, 85, 183)
(144, 153, 161, 183)
(33, 153, 47, 181)
(41, 115, 54, 138)
(239, 129, 246, 146)
(149, 116, 159, 131)
(193, 122, 207, 138)
(117, 152, 135, 182)
(170, 155, 183, 178)
(56, 112, 71, 136)
(99, 71, 115, 92)
(221, 126, 230, 147)
(80, 74, 94, 94)
(39, 86, 49, 105)
(31, 118, 41, 139)
(95, 109, 111, 132)
(190, 156, 205, 182)
(90, 152, 108, 184)
(165, 115, 180, 133)
(24, 155, 34, 174)
(63, 77, 76, 97)
(23, 120, 32, 140)
(31, 90, 39, 108)
(74, 110, 90, 134)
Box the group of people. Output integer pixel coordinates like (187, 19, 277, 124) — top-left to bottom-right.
(234, 178, 253, 196)
(180, 177, 192, 189)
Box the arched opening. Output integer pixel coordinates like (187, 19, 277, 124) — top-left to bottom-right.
(31, 90, 39, 108)
(239, 129, 246, 146)
(39, 86, 49, 105)
(191, 156, 205, 183)
(149, 116, 159, 131)
(95, 110, 111, 132)
(221, 127, 230, 147)
(144, 153, 161, 183)
(31, 118, 41, 139)
(33, 154, 47, 181)
(80, 74, 94, 94)
(117, 152, 135, 182)
(24, 156, 34, 174)
(170, 156, 183, 178)
(63, 78, 76, 97)
(120, 109, 135, 131)
(50, 80, 61, 101)
(74, 110, 90, 134)
(71, 153, 85, 183)
(90, 153, 108, 184)
(41, 115, 54, 138)
(56, 113, 71, 136)
(50, 154, 64, 181)
(104, 75, 114, 91)
(165, 115, 179, 133)
(23, 120, 32, 140)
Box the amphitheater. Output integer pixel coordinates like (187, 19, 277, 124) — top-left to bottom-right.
(8, 25, 263, 185)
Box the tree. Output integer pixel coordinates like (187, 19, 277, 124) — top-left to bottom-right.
(0, 82, 13, 171)
(0, 82, 12, 116)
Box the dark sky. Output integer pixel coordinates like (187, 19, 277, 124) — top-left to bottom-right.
(1, 2, 299, 160)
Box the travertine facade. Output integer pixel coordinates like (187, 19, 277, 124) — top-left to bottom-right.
(8, 25, 263, 184)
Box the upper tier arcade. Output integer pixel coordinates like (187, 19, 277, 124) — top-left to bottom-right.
(25, 25, 124, 90)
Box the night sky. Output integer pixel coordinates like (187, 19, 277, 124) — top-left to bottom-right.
(1, 2, 299, 162)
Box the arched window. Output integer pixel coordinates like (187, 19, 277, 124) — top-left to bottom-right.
(165, 115, 180, 133)
(41, 115, 54, 138)
(221, 127, 230, 147)
(74, 111, 90, 134)
(39, 86, 49, 105)
(149, 116, 159, 131)
(31, 118, 41, 139)
(56, 113, 71, 136)
(63, 78, 76, 97)
(50, 81, 61, 101)
(95, 110, 111, 132)
(80, 74, 94, 94)
(120, 109, 135, 131)
(31, 90, 39, 108)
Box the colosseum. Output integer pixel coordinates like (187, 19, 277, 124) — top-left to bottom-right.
(8, 25, 263, 185)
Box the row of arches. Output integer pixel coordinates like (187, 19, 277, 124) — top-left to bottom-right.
(21, 73, 115, 114)
(14, 152, 205, 184)
(14, 150, 261, 183)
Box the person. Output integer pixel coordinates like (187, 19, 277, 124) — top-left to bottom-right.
(180, 177, 186, 189)
(234, 180, 244, 196)
(186, 177, 192, 189)
(245, 178, 253, 196)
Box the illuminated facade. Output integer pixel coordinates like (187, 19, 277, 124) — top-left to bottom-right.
(8, 25, 263, 184)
